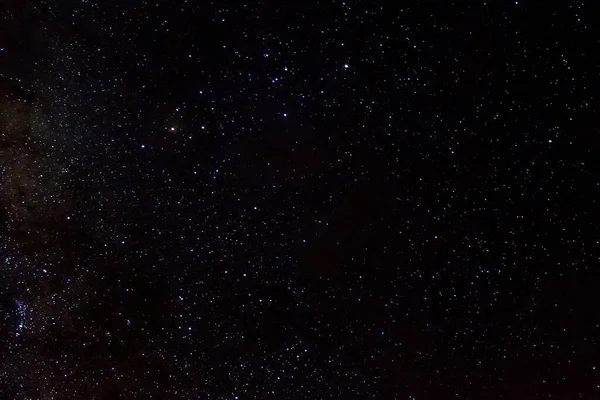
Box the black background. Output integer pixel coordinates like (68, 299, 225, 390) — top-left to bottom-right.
(1, 1, 599, 398)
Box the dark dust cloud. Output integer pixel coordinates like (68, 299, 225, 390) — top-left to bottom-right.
(1, 1, 599, 399)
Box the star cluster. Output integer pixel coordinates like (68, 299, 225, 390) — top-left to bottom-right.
(0, 1, 599, 399)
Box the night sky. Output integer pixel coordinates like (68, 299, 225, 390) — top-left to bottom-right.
(1, 1, 599, 399)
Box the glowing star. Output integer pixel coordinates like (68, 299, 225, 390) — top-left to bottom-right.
(170, 127, 176, 132)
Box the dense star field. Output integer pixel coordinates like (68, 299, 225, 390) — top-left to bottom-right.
(1, 1, 599, 398)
